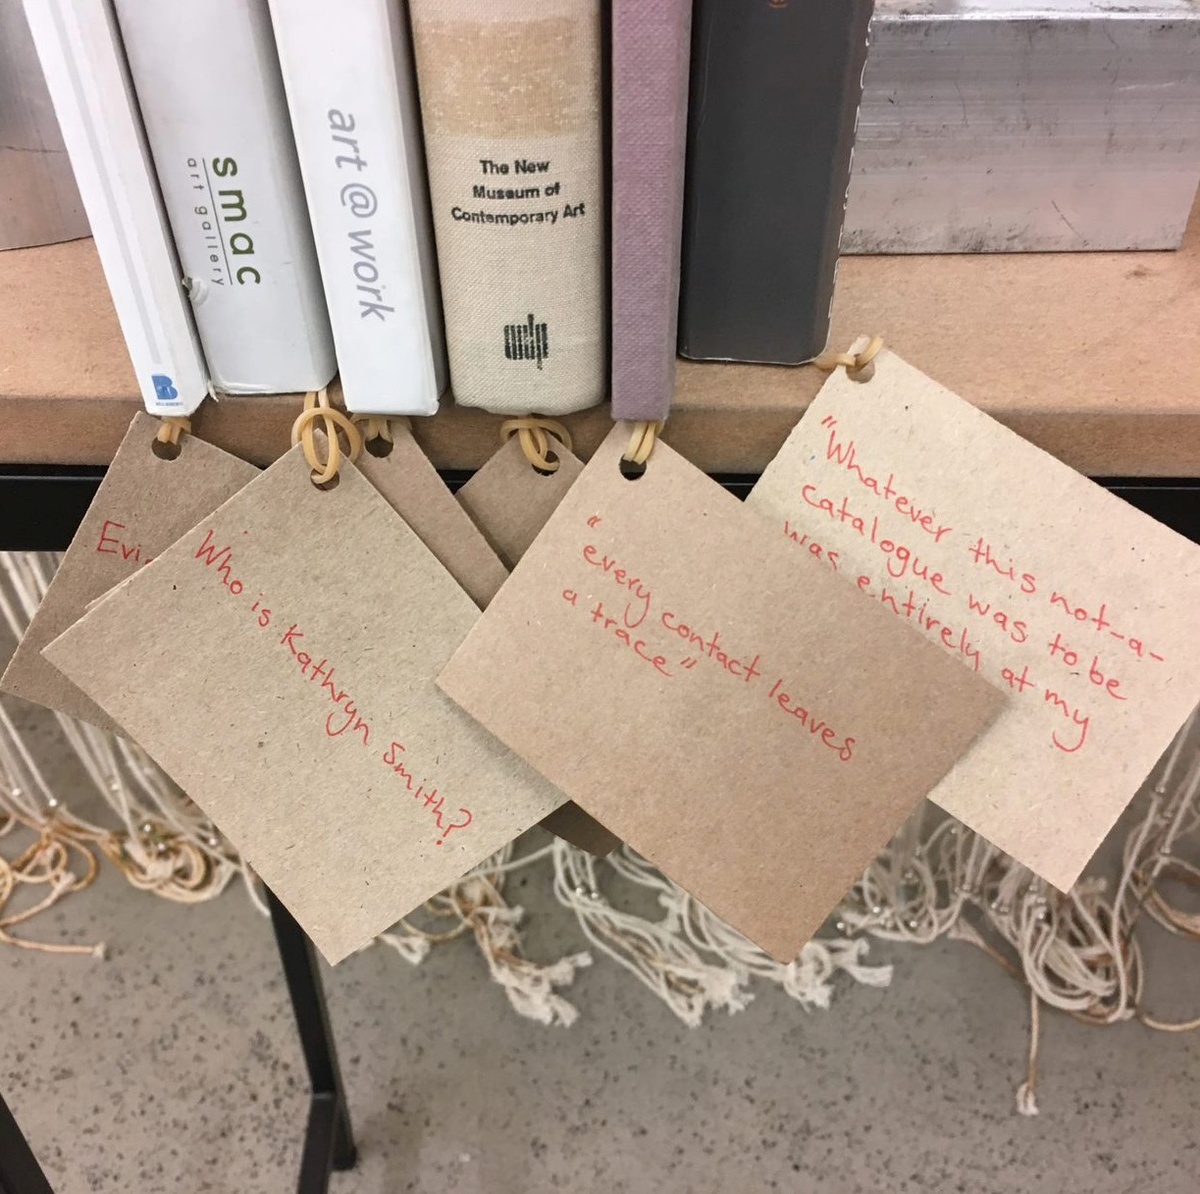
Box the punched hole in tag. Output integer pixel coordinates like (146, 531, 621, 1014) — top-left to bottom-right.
(151, 438, 181, 462)
(357, 414, 396, 458)
(619, 420, 659, 480)
(151, 415, 191, 461)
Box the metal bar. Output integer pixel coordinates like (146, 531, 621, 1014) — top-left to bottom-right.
(266, 887, 357, 1193)
(0, 1089, 55, 1194)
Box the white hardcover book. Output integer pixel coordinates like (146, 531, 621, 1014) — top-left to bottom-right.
(111, 0, 335, 396)
(22, 0, 209, 416)
(268, 0, 446, 416)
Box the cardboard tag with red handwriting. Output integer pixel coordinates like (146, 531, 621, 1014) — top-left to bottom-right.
(455, 433, 621, 857)
(1, 413, 257, 731)
(42, 447, 565, 964)
(438, 426, 1004, 960)
(747, 347, 1200, 890)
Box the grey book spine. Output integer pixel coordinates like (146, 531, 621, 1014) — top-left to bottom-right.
(678, 0, 873, 366)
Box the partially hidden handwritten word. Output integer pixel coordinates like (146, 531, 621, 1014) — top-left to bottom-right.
(95, 519, 154, 566)
(854, 575, 981, 672)
(783, 520, 841, 572)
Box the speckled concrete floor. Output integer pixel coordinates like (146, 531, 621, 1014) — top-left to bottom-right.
(5, 821, 1200, 1194)
(2, 648, 1199, 1194)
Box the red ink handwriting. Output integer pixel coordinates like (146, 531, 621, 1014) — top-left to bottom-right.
(1043, 688, 1090, 753)
(798, 484, 951, 596)
(767, 677, 855, 762)
(659, 611, 762, 683)
(783, 520, 840, 572)
(966, 538, 1038, 594)
(280, 624, 372, 745)
(95, 519, 154, 565)
(194, 527, 246, 596)
(1049, 589, 1166, 665)
(582, 596, 673, 677)
(381, 742, 473, 845)
(854, 575, 981, 672)
(965, 594, 1029, 644)
(823, 419, 953, 542)
(1046, 633, 1128, 701)
(582, 542, 652, 628)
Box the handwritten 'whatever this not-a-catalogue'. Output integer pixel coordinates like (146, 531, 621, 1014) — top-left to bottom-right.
(747, 347, 1200, 891)
(42, 447, 565, 964)
(438, 426, 1004, 962)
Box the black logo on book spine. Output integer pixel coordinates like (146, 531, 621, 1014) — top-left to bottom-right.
(503, 315, 549, 370)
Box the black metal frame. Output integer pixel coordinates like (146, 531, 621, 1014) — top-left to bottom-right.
(0, 1090, 55, 1194)
(2, 463, 1198, 1193)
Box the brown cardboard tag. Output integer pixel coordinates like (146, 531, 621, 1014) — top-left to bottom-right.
(747, 348, 1200, 891)
(438, 426, 1004, 961)
(42, 447, 565, 964)
(356, 424, 508, 609)
(456, 434, 586, 569)
(455, 434, 621, 857)
(1, 413, 257, 731)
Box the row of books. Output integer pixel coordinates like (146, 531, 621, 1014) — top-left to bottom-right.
(24, 0, 871, 419)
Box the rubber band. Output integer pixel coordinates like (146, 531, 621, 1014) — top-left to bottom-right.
(813, 334, 884, 377)
(154, 416, 191, 447)
(352, 414, 405, 445)
(500, 417, 573, 473)
(290, 389, 362, 485)
(621, 420, 660, 467)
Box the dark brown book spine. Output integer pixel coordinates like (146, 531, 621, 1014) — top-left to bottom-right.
(678, 0, 873, 365)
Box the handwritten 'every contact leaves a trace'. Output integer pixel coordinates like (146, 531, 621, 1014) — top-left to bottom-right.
(438, 426, 1003, 962)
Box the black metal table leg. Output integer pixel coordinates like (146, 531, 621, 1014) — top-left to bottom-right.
(0, 1089, 55, 1194)
(266, 888, 357, 1194)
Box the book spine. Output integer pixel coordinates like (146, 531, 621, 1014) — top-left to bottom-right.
(268, 0, 446, 416)
(22, 0, 209, 415)
(408, 0, 607, 416)
(678, 0, 874, 366)
(111, 0, 336, 395)
(611, 0, 692, 422)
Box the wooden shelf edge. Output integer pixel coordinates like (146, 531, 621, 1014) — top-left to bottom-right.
(3, 191, 1199, 475)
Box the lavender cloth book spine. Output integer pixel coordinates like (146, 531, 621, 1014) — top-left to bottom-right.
(610, 0, 692, 422)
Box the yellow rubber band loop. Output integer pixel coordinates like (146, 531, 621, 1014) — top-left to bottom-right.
(621, 420, 660, 467)
(813, 334, 884, 377)
(352, 414, 402, 445)
(290, 390, 363, 485)
(154, 416, 191, 447)
(500, 417, 573, 473)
